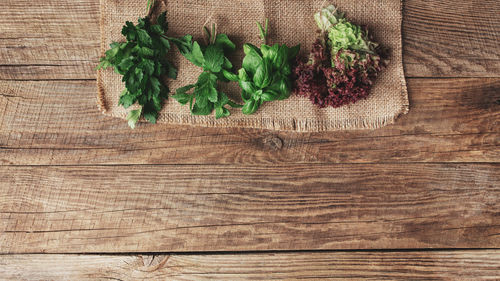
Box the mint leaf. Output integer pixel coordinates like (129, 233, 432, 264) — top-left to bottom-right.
(222, 69, 238, 82)
(176, 84, 196, 95)
(189, 42, 205, 67)
(197, 72, 218, 103)
(215, 107, 230, 119)
(203, 45, 224, 73)
(173, 33, 239, 119)
(191, 102, 213, 115)
(215, 34, 236, 51)
(172, 93, 192, 105)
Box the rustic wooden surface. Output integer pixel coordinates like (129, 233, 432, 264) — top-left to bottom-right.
(2, 251, 500, 280)
(0, 0, 499, 279)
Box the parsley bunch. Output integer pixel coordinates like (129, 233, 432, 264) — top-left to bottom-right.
(223, 20, 300, 115)
(97, 12, 177, 128)
(171, 25, 242, 119)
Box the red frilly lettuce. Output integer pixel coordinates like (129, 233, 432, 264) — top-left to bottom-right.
(293, 5, 387, 108)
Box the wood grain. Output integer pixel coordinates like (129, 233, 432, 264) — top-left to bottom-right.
(0, 0, 499, 80)
(1, 164, 498, 253)
(1, 251, 500, 280)
(1, 78, 498, 165)
(403, 0, 500, 77)
(0, 0, 99, 80)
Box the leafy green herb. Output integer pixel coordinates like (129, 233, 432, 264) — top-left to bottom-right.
(224, 20, 300, 115)
(96, 12, 177, 128)
(171, 25, 242, 119)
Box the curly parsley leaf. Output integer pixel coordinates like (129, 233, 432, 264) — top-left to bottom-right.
(97, 11, 177, 128)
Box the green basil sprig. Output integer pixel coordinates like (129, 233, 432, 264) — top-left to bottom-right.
(223, 20, 300, 115)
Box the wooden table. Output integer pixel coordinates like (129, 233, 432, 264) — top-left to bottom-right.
(0, 0, 499, 279)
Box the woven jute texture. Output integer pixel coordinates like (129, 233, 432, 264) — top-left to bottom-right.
(97, 0, 408, 132)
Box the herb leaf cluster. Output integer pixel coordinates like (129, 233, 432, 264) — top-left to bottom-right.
(97, 12, 177, 128)
(171, 28, 242, 119)
(224, 20, 300, 115)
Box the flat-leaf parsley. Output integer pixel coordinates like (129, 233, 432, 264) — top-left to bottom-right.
(97, 12, 177, 128)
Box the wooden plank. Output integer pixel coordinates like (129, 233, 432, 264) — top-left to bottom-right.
(0, 0, 100, 80)
(0, 164, 498, 253)
(0, 0, 499, 79)
(1, 251, 500, 280)
(1, 78, 498, 165)
(403, 0, 500, 77)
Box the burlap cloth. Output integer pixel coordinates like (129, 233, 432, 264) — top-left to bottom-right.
(97, 0, 408, 131)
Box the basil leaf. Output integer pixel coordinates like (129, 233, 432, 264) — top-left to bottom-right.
(278, 78, 291, 100)
(239, 80, 258, 95)
(223, 57, 233, 70)
(253, 59, 272, 88)
(261, 90, 280, 101)
(242, 43, 263, 75)
(242, 99, 262, 115)
(238, 68, 251, 81)
(272, 45, 288, 69)
(253, 89, 263, 101)
(262, 43, 279, 63)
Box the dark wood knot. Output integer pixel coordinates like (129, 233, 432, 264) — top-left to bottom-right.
(262, 135, 283, 150)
